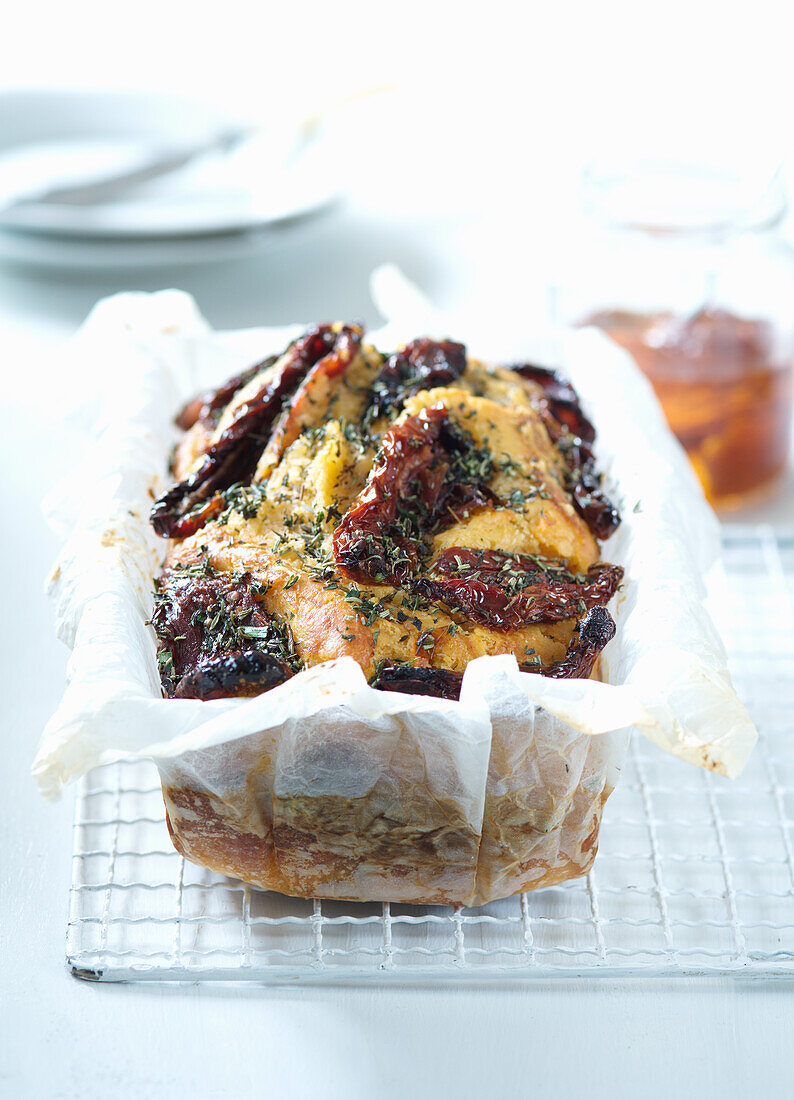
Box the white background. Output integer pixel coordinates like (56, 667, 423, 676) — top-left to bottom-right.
(2, 2, 794, 1097)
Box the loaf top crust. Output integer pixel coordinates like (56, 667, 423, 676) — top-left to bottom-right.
(150, 326, 621, 701)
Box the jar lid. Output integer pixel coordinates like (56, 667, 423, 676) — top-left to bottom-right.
(582, 159, 787, 236)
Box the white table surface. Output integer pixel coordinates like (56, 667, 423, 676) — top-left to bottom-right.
(2, 204, 793, 1100)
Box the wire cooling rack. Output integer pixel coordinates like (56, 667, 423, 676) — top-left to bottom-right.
(67, 524, 794, 982)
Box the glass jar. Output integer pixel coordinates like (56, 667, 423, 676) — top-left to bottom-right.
(558, 161, 794, 510)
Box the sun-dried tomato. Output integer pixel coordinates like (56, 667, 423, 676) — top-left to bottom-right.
(365, 337, 467, 422)
(333, 404, 452, 586)
(151, 325, 359, 539)
(420, 549, 623, 630)
(173, 650, 293, 700)
(512, 363, 620, 541)
(521, 605, 616, 679)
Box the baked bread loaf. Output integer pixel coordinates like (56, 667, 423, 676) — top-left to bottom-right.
(150, 324, 624, 903)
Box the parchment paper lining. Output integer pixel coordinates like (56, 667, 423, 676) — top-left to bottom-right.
(32, 273, 757, 904)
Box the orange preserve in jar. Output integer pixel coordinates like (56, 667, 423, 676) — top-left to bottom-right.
(563, 161, 794, 509)
(586, 307, 793, 508)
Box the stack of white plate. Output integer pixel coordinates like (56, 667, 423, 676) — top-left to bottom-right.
(0, 89, 342, 270)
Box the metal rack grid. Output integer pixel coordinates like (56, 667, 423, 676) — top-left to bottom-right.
(67, 524, 794, 982)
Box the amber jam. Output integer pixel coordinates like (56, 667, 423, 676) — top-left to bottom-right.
(586, 308, 794, 509)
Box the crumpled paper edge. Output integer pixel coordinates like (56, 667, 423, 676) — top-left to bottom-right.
(33, 272, 758, 797)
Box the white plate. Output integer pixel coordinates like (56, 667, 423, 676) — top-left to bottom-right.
(0, 89, 340, 246)
(0, 215, 327, 272)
